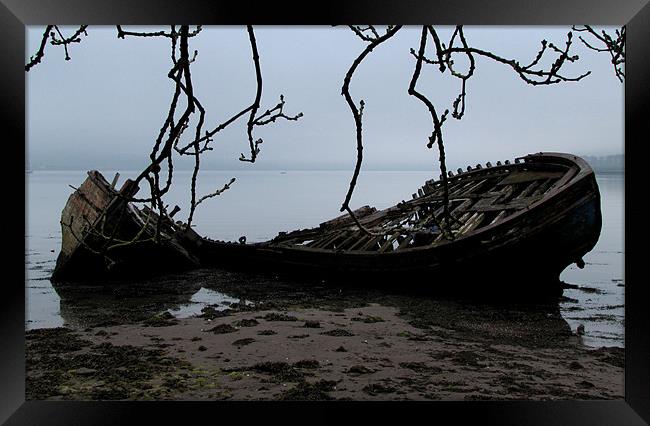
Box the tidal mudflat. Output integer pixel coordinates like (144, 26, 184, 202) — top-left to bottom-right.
(26, 269, 623, 401)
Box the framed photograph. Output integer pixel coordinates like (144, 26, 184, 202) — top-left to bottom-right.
(3, 0, 648, 424)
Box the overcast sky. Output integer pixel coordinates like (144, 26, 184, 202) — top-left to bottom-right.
(26, 26, 624, 172)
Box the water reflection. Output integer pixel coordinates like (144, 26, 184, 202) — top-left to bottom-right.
(55, 271, 206, 328)
(50, 266, 575, 349)
(167, 287, 245, 319)
(559, 174, 624, 347)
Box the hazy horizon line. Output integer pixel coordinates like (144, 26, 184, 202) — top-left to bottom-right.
(25, 154, 624, 170)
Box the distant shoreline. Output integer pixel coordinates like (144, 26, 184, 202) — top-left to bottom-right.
(594, 170, 624, 175)
(25, 154, 625, 174)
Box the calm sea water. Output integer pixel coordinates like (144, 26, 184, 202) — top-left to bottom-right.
(25, 170, 624, 347)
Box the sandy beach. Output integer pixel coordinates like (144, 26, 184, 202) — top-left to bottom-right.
(26, 270, 624, 401)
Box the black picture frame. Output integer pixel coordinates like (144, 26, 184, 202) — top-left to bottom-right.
(2, 0, 648, 424)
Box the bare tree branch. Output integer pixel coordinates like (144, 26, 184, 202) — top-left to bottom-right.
(25, 25, 53, 71)
(339, 25, 403, 236)
(408, 26, 452, 235)
(349, 25, 381, 42)
(116, 25, 203, 39)
(194, 177, 236, 208)
(573, 25, 625, 82)
(25, 24, 89, 70)
(413, 31, 590, 86)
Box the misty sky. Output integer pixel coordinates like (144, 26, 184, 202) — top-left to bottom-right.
(26, 26, 624, 172)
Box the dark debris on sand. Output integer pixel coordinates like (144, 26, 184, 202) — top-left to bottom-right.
(206, 324, 238, 334)
(321, 329, 354, 337)
(26, 327, 191, 400)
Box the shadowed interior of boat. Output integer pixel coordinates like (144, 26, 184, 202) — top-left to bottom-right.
(267, 158, 578, 253)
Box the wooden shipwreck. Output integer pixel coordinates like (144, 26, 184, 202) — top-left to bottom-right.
(51, 171, 200, 282)
(51, 152, 602, 295)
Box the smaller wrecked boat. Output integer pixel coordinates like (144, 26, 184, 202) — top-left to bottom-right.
(50, 171, 201, 282)
(51, 152, 602, 296)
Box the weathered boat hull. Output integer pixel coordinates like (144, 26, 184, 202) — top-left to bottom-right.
(51, 152, 602, 296)
(198, 187, 600, 291)
(51, 172, 200, 283)
(196, 153, 602, 295)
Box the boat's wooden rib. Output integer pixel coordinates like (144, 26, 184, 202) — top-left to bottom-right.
(489, 210, 508, 226)
(497, 170, 564, 186)
(360, 234, 384, 251)
(469, 195, 501, 212)
(397, 234, 414, 250)
(336, 232, 361, 250)
(449, 198, 474, 217)
(458, 178, 489, 196)
(447, 179, 475, 194)
(548, 165, 579, 192)
(311, 231, 342, 249)
(378, 232, 400, 252)
(531, 178, 554, 197)
(319, 205, 376, 230)
(457, 212, 486, 236)
(513, 179, 543, 200)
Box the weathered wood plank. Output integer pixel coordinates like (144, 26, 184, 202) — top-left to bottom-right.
(360, 234, 385, 251)
(513, 179, 542, 200)
(546, 166, 579, 192)
(59, 171, 118, 259)
(450, 198, 474, 217)
(495, 183, 517, 204)
(496, 170, 564, 186)
(379, 232, 401, 253)
(319, 205, 376, 229)
(468, 196, 542, 212)
(333, 232, 359, 250)
(347, 234, 372, 251)
(458, 177, 494, 196)
(432, 211, 469, 242)
(531, 178, 555, 197)
(308, 232, 340, 248)
(396, 234, 414, 250)
(489, 210, 507, 226)
(110, 172, 120, 189)
(457, 212, 485, 235)
(470, 195, 501, 210)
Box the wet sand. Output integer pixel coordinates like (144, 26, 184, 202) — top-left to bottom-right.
(26, 269, 624, 401)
